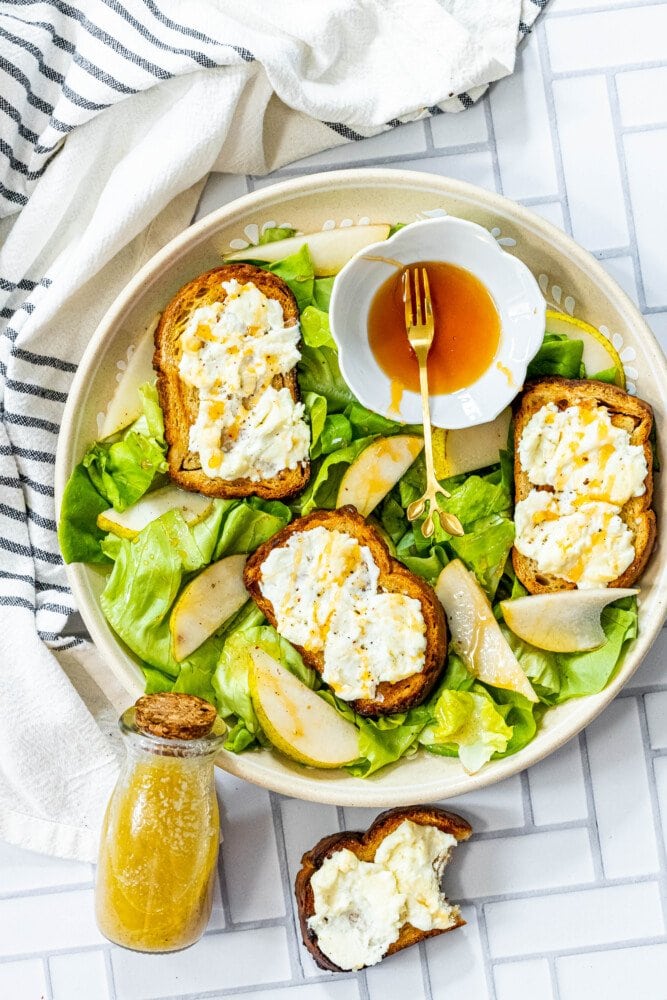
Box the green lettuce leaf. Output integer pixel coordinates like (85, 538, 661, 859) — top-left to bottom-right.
(419, 688, 512, 773)
(294, 436, 376, 514)
(590, 365, 622, 385)
(261, 244, 315, 312)
(211, 497, 292, 559)
(213, 624, 318, 752)
(313, 414, 353, 458)
(318, 691, 432, 777)
(556, 599, 638, 700)
(303, 391, 328, 455)
(313, 276, 335, 311)
(82, 383, 168, 513)
(58, 462, 111, 565)
(527, 332, 584, 379)
(449, 515, 515, 598)
(300, 306, 336, 349)
(258, 227, 296, 244)
(298, 343, 357, 412)
(99, 509, 220, 681)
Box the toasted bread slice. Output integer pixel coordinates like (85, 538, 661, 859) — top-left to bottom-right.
(244, 506, 447, 716)
(513, 376, 656, 593)
(295, 806, 472, 972)
(153, 263, 310, 500)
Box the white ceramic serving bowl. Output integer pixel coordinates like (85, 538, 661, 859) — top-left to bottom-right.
(55, 168, 667, 808)
(329, 216, 546, 428)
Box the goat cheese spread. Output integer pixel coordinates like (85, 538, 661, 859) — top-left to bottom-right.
(259, 526, 426, 701)
(178, 280, 310, 481)
(307, 820, 458, 971)
(514, 402, 647, 588)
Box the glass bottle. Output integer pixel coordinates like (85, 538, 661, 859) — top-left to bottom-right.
(95, 694, 225, 952)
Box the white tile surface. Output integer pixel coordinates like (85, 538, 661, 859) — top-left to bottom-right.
(0, 888, 105, 957)
(585, 698, 660, 878)
(366, 944, 426, 1000)
(430, 102, 488, 148)
(49, 950, 110, 1000)
(552, 75, 629, 251)
(5, 4, 667, 999)
(394, 150, 498, 192)
(426, 904, 488, 997)
(0, 840, 92, 896)
(556, 944, 667, 1000)
(616, 67, 667, 128)
(490, 32, 558, 199)
(546, 7, 667, 72)
(443, 774, 525, 832)
(528, 738, 588, 826)
(0, 959, 48, 1000)
(220, 776, 285, 922)
(494, 958, 554, 1000)
(450, 828, 594, 900)
(624, 128, 667, 308)
(111, 927, 291, 1000)
(645, 692, 667, 748)
(485, 881, 664, 957)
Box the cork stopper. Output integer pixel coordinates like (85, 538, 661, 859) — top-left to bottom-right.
(134, 693, 217, 740)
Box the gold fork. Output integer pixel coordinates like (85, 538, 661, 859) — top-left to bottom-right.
(403, 267, 464, 539)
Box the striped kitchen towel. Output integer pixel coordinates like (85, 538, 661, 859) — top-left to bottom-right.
(0, 0, 547, 861)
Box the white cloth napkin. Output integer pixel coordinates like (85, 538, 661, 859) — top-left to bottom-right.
(0, 0, 545, 862)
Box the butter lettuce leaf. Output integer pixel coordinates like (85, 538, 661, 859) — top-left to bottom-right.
(300, 305, 336, 349)
(82, 383, 168, 513)
(58, 462, 112, 565)
(419, 688, 512, 773)
(527, 332, 584, 379)
(214, 624, 319, 752)
(294, 436, 376, 515)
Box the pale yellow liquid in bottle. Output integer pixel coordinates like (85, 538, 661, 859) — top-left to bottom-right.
(95, 755, 219, 952)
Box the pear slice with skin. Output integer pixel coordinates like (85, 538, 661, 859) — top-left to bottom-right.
(248, 647, 359, 769)
(435, 560, 539, 703)
(545, 310, 626, 388)
(225, 224, 391, 277)
(501, 589, 639, 653)
(97, 486, 213, 540)
(432, 408, 511, 481)
(100, 317, 160, 438)
(170, 554, 248, 662)
(336, 435, 424, 516)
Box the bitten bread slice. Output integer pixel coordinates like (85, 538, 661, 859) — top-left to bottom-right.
(513, 376, 656, 593)
(295, 806, 472, 973)
(153, 263, 310, 500)
(243, 506, 447, 716)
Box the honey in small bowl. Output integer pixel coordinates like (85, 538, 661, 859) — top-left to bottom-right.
(368, 261, 500, 395)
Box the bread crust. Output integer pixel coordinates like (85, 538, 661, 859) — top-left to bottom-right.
(295, 805, 472, 972)
(243, 506, 447, 716)
(512, 376, 656, 593)
(153, 263, 310, 500)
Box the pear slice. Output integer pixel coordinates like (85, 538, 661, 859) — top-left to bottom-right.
(97, 486, 213, 540)
(435, 560, 538, 703)
(248, 647, 359, 769)
(225, 224, 391, 277)
(545, 310, 625, 388)
(432, 408, 511, 480)
(501, 589, 639, 653)
(170, 554, 248, 661)
(100, 317, 160, 437)
(337, 435, 424, 516)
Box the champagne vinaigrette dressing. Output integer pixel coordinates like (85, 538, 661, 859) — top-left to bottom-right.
(95, 695, 224, 953)
(368, 261, 501, 395)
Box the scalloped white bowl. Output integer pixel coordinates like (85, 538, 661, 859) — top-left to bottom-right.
(330, 216, 546, 428)
(55, 168, 667, 808)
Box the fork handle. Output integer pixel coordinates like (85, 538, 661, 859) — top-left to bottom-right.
(416, 351, 437, 488)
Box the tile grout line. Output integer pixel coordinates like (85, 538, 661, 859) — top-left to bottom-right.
(636, 694, 667, 927)
(606, 71, 650, 314)
(477, 902, 498, 1000)
(535, 14, 573, 237)
(482, 95, 503, 196)
(577, 730, 604, 882)
(490, 932, 667, 964)
(547, 953, 562, 1000)
(41, 955, 54, 1000)
(268, 792, 307, 982)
